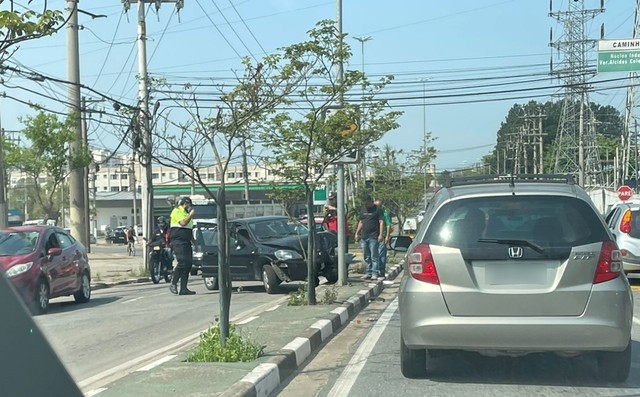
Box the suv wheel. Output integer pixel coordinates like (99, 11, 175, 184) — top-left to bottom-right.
(400, 335, 427, 378)
(597, 340, 631, 382)
(262, 264, 281, 294)
(204, 276, 219, 291)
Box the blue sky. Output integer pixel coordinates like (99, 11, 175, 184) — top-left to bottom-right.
(3, 0, 637, 170)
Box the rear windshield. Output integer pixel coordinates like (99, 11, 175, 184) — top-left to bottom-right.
(195, 224, 218, 247)
(424, 195, 609, 251)
(630, 210, 640, 239)
(0, 231, 39, 256)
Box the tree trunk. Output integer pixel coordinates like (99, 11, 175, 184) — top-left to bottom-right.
(306, 188, 316, 305)
(398, 214, 405, 236)
(217, 186, 232, 345)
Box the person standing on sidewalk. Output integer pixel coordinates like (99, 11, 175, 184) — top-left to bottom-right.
(322, 192, 350, 253)
(354, 195, 384, 280)
(169, 197, 196, 295)
(374, 198, 392, 279)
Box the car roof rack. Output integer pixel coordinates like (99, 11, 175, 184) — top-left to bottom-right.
(443, 173, 575, 188)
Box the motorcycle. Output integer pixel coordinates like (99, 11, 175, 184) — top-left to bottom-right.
(147, 239, 173, 284)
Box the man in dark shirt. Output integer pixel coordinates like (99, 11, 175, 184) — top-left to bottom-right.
(354, 195, 384, 280)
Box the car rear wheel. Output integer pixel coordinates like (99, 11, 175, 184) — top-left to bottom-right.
(400, 335, 427, 378)
(262, 264, 281, 294)
(597, 340, 631, 383)
(74, 272, 91, 303)
(204, 276, 219, 290)
(33, 278, 50, 315)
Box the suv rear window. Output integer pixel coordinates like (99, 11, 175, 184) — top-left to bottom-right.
(424, 195, 608, 252)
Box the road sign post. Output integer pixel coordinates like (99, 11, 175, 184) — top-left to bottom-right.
(618, 185, 633, 201)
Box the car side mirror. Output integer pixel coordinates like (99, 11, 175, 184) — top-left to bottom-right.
(47, 247, 62, 257)
(389, 235, 412, 252)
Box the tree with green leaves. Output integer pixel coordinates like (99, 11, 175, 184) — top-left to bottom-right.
(370, 140, 436, 235)
(0, 2, 64, 64)
(151, 48, 310, 345)
(260, 20, 401, 305)
(5, 111, 90, 222)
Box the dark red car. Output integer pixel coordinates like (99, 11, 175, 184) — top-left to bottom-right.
(0, 226, 91, 314)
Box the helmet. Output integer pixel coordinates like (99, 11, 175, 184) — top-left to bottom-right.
(157, 216, 167, 227)
(179, 196, 192, 206)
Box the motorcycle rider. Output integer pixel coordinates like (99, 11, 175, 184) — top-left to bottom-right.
(150, 216, 173, 268)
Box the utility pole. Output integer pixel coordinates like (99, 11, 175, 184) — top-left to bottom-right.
(67, 0, 86, 246)
(123, 0, 183, 266)
(420, 77, 429, 209)
(81, 97, 91, 251)
(130, 158, 137, 227)
(241, 141, 250, 201)
(0, 111, 7, 228)
(353, 35, 371, 193)
(336, 0, 347, 287)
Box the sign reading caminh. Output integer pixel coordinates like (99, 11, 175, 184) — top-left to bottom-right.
(598, 39, 640, 73)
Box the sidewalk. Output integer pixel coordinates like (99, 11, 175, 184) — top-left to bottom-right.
(86, 257, 404, 397)
(88, 248, 147, 288)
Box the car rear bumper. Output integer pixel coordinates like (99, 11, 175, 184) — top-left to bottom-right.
(399, 276, 633, 353)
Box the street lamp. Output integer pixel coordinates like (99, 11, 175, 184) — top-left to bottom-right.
(353, 36, 372, 193)
(420, 77, 430, 209)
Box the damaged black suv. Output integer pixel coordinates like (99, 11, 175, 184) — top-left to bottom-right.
(193, 216, 338, 294)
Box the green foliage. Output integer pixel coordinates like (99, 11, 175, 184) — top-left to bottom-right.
(187, 324, 264, 362)
(321, 286, 338, 305)
(5, 111, 90, 221)
(288, 283, 308, 306)
(266, 183, 306, 217)
(0, 8, 62, 40)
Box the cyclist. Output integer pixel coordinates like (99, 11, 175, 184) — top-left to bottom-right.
(125, 226, 136, 255)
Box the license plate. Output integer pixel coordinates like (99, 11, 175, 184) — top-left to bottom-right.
(483, 261, 548, 286)
(153, 246, 160, 251)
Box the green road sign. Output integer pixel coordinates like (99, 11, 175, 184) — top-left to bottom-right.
(598, 39, 640, 73)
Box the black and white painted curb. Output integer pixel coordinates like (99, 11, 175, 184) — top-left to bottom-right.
(91, 277, 150, 291)
(221, 262, 404, 397)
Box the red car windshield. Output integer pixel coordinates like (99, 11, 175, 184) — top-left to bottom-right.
(0, 231, 39, 256)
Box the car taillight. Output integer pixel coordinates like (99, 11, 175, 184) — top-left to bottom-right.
(594, 240, 622, 284)
(408, 243, 439, 284)
(620, 210, 632, 234)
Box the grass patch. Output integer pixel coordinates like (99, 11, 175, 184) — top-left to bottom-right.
(187, 324, 264, 362)
(129, 265, 149, 278)
(288, 283, 308, 306)
(321, 285, 338, 305)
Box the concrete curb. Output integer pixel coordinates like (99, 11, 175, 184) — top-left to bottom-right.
(91, 277, 150, 291)
(220, 262, 404, 397)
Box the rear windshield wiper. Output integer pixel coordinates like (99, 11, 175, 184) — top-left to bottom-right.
(477, 238, 545, 254)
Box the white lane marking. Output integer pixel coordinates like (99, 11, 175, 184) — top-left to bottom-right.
(136, 355, 177, 371)
(84, 388, 107, 396)
(78, 296, 288, 391)
(633, 317, 640, 327)
(78, 331, 202, 389)
(327, 298, 398, 397)
(236, 316, 259, 325)
(150, 292, 165, 297)
(265, 304, 279, 312)
(120, 297, 143, 304)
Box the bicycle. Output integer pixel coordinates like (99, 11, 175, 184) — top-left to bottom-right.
(127, 240, 136, 256)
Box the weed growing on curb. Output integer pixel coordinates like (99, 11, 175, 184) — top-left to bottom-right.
(187, 325, 264, 362)
(288, 283, 308, 306)
(129, 265, 149, 278)
(321, 286, 338, 305)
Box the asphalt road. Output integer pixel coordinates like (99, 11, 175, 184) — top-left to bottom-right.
(34, 276, 294, 394)
(276, 276, 640, 397)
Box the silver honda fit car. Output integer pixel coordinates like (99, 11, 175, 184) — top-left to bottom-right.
(398, 175, 633, 382)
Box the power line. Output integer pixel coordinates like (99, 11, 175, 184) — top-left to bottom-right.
(195, 0, 243, 59)
(92, 10, 125, 86)
(148, 7, 176, 63)
(227, 0, 267, 54)
(210, 0, 258, 62)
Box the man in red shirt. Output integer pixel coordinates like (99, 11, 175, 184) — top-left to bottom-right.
(323, 192, 349, 252)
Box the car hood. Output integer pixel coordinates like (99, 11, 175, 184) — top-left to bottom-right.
(0, 253, 37, 271)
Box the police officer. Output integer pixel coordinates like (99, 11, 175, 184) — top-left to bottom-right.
(169, 197, 196, 295)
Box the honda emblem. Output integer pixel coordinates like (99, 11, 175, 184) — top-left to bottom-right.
(508, 246, 523, 259)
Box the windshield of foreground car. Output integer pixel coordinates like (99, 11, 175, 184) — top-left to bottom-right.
(249, 219, 308, 241)
(0, 231, 40, 256)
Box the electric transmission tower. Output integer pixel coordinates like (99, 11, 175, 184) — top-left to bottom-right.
(550, 0, 605, 186)
(622, 0, 640, 189)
